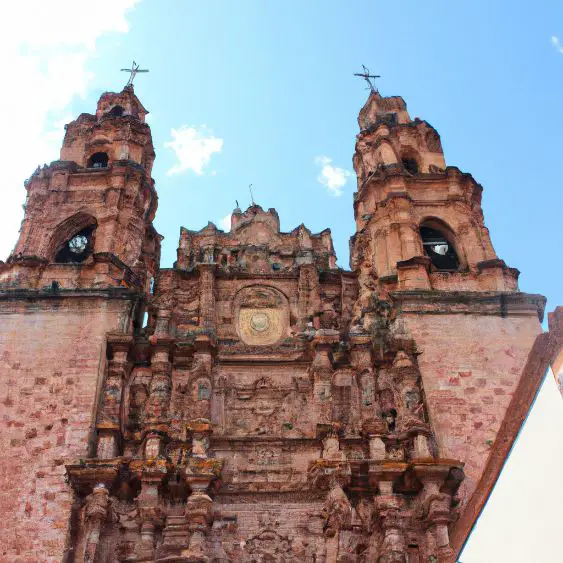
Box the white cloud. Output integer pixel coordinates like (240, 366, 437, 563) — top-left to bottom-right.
(219, 214, 231, 232)
(0, 0, 141, 260)
(315, 156, 351, 197)
(165, 125, 223, 176)
(551, 35, 563, 54)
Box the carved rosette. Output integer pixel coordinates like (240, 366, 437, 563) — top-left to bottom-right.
(234, 285, 289, 345)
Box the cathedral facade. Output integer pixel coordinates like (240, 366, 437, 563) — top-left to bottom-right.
(0, 85, 560, 562)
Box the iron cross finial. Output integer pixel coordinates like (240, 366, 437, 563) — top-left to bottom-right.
(354, 65, 381, 93)
(120, 60, 149, 87)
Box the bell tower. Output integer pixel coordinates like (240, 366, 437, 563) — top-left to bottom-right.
(4, 85, 160, 297)
(351, 91, 517, 305)
(350, 89, 546, 556)
(0, 86, 161, 561)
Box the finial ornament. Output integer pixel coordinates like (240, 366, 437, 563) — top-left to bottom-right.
(120, 60, 149, 87)
(249, 184, 255, 206)
(354, 65, 380, 93)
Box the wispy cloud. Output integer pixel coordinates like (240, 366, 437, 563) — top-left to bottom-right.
(219, 213, 231, 231)
(0, 0, 141, 260)
(165, 125, 223, 176)
(315, 156, 351, 197)
(551, 36, 563, 54)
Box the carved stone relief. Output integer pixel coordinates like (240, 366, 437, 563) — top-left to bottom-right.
(234, 285, 289, 345)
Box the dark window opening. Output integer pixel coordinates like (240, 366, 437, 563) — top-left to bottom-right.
(55, 226, 95, 263)
(107, 105, 124, 117)
(420, 226, 459, 270)
(88, 152, 109, 168)
(402, 158, 419, 175)
(377, 112, 397, 126)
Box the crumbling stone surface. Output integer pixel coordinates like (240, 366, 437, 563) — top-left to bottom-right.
(0, 87, 556, 562)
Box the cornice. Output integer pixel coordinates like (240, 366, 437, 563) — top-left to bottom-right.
(390, 290, 546, 322)
(0, 286, 141, 302)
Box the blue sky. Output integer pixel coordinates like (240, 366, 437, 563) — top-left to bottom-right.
(2, 1, 562, 316)
(0, 1, 562, 560)
(99, 1, 563, 313)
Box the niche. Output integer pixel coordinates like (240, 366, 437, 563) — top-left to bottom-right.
(87, 152, 109, 168)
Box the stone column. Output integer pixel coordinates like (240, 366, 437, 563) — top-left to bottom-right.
(144, 340, 173, 436)
(375, 485, 406, 563)
(136, 469, 166, 562)
(80, 484, 110, 563)
(387, 223, 403, 273)
(415, 466, 456, 561)
(183, 488, 214, 562)
(368, 464, 408, 562)
(351, 335, 376, 421)
(198, 263, 216, 330)
(181, 421, 222, 561)
(212, 376, 226, 434)
(154, 308, 172, 337)
(362, 419, 388, 461)
(96, 336, 131, 458)
(424, 486, 454, 560)
(298, 263, 320, 330)
(373, 226, 390, 279)
(322, 483, 352, 562)
(403, 222, 424, 259)
(311, 335, 336, 424)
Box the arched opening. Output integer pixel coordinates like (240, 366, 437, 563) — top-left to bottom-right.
(54, 224, 95, 263)
(87, 152, 109, 168)
(402, 157, 419, 175)
(107, 105, 124, 117)
(420, 223, 460, 271)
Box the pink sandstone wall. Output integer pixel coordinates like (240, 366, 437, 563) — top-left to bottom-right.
(0, 297, 132, 562)
(402, 312, 542, 508)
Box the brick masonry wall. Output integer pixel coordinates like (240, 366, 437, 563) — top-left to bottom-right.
(402, 312, 542, 510)
(0, 296, 132, 562)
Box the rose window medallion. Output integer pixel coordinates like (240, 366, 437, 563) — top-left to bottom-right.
(235, 286, 288, 346)
(250, 312, 270, 332)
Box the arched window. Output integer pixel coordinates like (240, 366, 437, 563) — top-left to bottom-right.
(87, 152, 109, 168)
(54, 225, 95, 263)
(107, 105, 124, 117)
(420, 224, 460, 271)
(402, 157, 419, 175)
